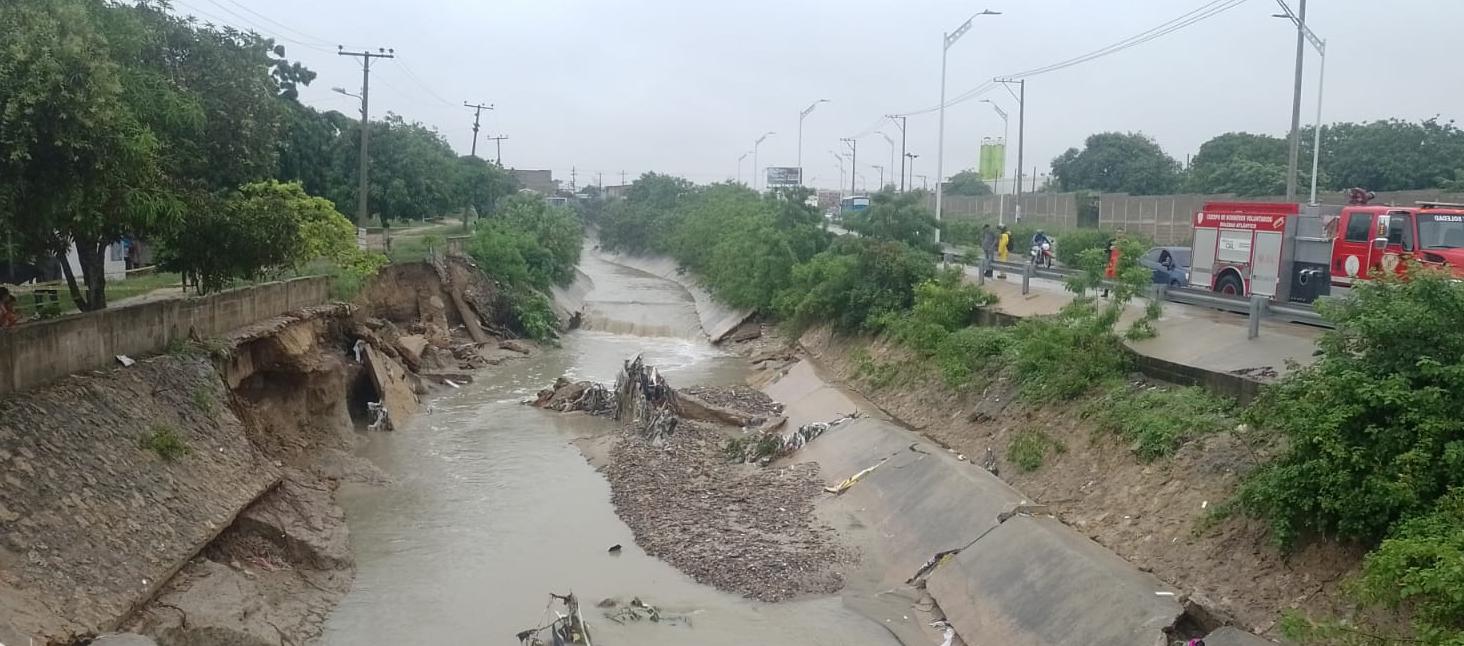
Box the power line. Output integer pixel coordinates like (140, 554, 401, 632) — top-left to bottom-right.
(217, 0, 334, 47)
(395, 61, 456, 107)
(192, 0, 336, 53)
(889, 0, 1245, 117)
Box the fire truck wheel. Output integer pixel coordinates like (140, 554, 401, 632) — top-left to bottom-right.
(1214, 273, 1244, 296)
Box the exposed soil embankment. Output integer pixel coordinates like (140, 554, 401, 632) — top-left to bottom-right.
(768, 325, 1362, 637)
(1, 255, 544, 646)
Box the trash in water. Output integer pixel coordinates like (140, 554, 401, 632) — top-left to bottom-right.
(517, 592, 594, 645)
(607, 544, 622, 555)
(730, 413, 859, 465)
(825, 458, 888, 495)
(600, 597, 691, 628)
(115, 355, 135, 367)
(445, 379, 462, 389)
(930, 619, 956, 646)
(366, 401, 389, 431)
(352, 339, 366, 363)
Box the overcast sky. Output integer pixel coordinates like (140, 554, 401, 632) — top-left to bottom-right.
(174, 0, 1464, 192)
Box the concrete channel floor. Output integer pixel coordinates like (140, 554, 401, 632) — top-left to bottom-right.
(763, 360, 1271, 646)
(963, 267, 1324, 379)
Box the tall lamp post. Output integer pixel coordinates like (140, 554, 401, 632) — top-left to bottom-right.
(830, 151, 847, 193)
(737, 151, 751, 186)
(905, 153, 920, 191)
(752, 131, 775, 191)
(936, 9, 1001, 244)
(798, 99, 830, 184)
(886, 115, 908, 191)
(1281, 0, 1308, 201)
(878, 132, 896, 191)
(1274, 1, 1325, 205)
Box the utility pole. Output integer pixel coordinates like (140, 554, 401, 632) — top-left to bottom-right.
(486, 135, 508, 165)
(1275, 0, 1326, 204)
(831, 151, 847, 194)
(738, 152, 750, 186)
(463, 102, 493, 158)
(841, 138, 858, 195)
(916, 174, 929, 191)
(995, 78, 1027, 221)
(872, 165, 885, 190)
(570, 167, 578, 192)
(1284, 0, 1308, 201)
(905, 153, 919, 192)
(886, 115, 908, 192)
(337, 47, 394, 230)
(620, 171, 628, 186)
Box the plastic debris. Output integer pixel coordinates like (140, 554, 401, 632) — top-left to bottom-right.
(115, 355, 135, 367)
(353, 339, 366, 363)
(366, 401, 389, 431)
(825, 458, 888, 495)
(930, 619, 956, 646)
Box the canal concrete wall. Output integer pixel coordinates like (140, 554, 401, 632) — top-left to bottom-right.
(0, 277, 330, 397)
(591, 250, 755, 343)
(764, 359, 1266, 646)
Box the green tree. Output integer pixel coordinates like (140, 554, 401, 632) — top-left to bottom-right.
(1318, 118, 1464, 192)
(946, 169, 995, 196)
(598, 173, 695, 253)
(488, 192, 582, 287)
(773, 237, 937, 333)
(1051, 132, 1181, 195)
(456, 155, 518, 221)
(844, 191, 939, 251)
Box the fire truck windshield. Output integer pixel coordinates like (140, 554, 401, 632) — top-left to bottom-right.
(1418, 214, 1464, 249)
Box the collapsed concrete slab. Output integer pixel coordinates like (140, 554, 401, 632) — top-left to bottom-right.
(362, 344, 418, 429)
(926, 514, 1183, 646)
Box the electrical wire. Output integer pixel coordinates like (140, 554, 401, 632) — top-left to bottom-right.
(394, 61, 457, 108)
(217, 0, 336, 47)
(887, 0, 1247, 117)
(191, 0, 337, 53)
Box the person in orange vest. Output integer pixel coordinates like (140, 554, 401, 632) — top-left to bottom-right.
(1102, 229, 1124, 297)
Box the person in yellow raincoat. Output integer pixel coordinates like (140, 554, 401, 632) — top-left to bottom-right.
(996, 226, 1011, 277)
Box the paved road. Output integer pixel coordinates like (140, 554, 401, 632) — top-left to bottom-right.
(964, 267, 1322, 379)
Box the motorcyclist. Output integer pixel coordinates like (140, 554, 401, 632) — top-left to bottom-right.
(1032, 230, 1052, 248)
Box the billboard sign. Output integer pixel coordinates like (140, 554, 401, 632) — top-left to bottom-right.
(766, 166, 803, 188)
(979, 138, 1006, 181)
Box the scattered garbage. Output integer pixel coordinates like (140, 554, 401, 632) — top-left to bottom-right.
(615, 355, 681, 446)
(352, 339, 366, 363)
(825, 458, 888, 495)
(517, 592, 594, 646)
(607, 544, 622, 555)
(727, 413, 858, 465)
(930, 619, 956, 646)
(981, 447, 999, 475)
(444, 379, 461, 389)
(600, 597, 691, 628)
(533, 377, 615, 415)
(366, 401, 389, 431)
(115, 355, 135, 367)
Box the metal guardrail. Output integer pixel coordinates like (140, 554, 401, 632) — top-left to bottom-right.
(966, 255, 1335, 333)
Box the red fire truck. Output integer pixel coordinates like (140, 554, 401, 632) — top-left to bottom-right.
(1189, 197, 1464, 303)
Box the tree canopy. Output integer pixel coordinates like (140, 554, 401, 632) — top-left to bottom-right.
(1050, 132, 1182, 195)
(945, 169, 995, 196)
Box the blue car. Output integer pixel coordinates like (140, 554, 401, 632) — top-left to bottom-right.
(1139, 246, 1191, 286)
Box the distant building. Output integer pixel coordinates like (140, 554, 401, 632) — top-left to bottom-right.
(511, 169, 555, 194)
(603, 185, 630, 200)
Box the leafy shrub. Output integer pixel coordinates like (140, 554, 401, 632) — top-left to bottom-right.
(1005, 300, 1129, 402)
(508, 287, 559, 343)
(881, 269, 997, 355)
(1084, 384, 1235, 461)
(1009, 430, 1064, 472)
(140, 424, 190, 461)
(1237, 269, 1464, 547)
(934, 326, 1010, 388)
(774, 237, 937, 334)
(490, 192, 582, 286)
(1353, 489, 1464, 644)
(843, 191, 939, 251)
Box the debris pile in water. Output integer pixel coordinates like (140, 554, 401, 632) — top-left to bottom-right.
(725, 414, 858, 465)
(532, 377, 614, 414)
(613, 355, 682, 446)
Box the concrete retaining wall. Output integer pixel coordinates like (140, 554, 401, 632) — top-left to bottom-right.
(0, 277, 330, 396)
(591, 251, 754, 342)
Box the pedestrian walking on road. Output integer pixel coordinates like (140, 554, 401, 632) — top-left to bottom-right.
(980, 224, 998, 278)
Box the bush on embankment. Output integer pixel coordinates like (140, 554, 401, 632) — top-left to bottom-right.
(1231, 269, 1464, 645)
(467, 192, 583, 341)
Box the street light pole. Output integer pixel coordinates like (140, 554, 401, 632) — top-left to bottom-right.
(878, 132, 896, 191)
(753, 131, 775, 192)
(936, 9, 1000, 245)
(1283, 0, 1308, 201)
(830, 151, 846, 193)
(906, 153, 919, 190)
(1274, 1, 1326, 205)
(886, 115, 908, 191)
(738, 151, 750, 186)
(980, 98, 1009, 184)
(841, 138, 858, 196)
(873, 165, 885, 190)
(798, 99, 830, 184)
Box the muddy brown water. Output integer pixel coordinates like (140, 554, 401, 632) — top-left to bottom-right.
(320, 257, 899, 645)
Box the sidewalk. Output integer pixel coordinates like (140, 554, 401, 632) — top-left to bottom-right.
(965, 267, 1322, 379)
